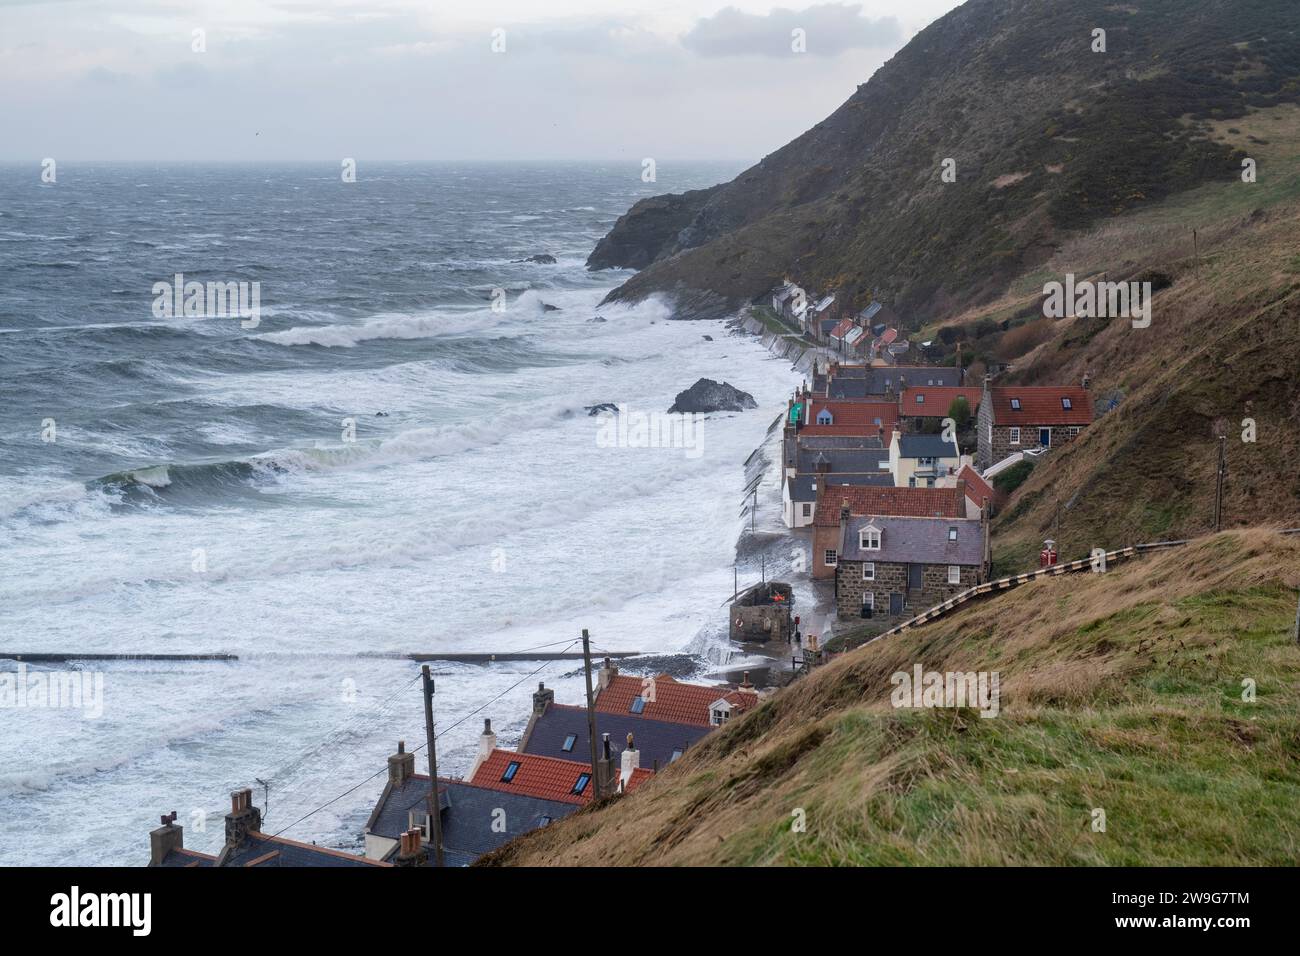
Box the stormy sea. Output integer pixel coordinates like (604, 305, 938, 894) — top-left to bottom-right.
(0, 161, 799, 864)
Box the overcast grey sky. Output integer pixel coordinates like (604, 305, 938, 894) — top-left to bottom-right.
(1, 0, 962, 161)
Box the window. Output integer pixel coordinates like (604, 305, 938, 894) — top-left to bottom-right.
(948, 565, 961, 585)
(670, 749, 683, 763)
(501, 761, 520, 783)
(1010, 398, 1022, 411)
(817, 410, 833, 425)
(825, 549, 838, 566)
(561, 734, 576, 753)
(948, 527, 958, 541)
(862, 591, 874, 608)
(572, 773, 591, 795)
(1061, 397, 1073, 410)
(629, 696, 646, 714)
(711, 708, 728, 726)
(915, 394, 925, 404)
(409, 811, 431, 840)
(860, 528, 881, 550)
(540, 815, 553, 826)
(802, 503, 812, 517)
(1009, 427, 1021, 445)
(919, 457, 935, 467)
(862, 562, 875, 581)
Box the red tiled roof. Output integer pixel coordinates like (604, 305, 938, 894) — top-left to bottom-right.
(807, 401, 899, 429)
(471, 750, 602, 804)
(956, 464, 994, 508)
(990, 386, 1092, 426)
(595, 674, 757, 727)
(830, 318, 855, 339)
(879, 328, 899, 345)
(813, 484, 966, 527)
(900, 386, 982, 416)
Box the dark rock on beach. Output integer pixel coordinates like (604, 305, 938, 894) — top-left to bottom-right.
(585, 402, 619, 416)
(668, 379, 757, 414)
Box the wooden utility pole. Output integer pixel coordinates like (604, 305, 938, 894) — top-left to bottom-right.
(420, 664, 445, 868)
(581, 629, 602, 800)
(1213, 436, 1227, 532)
(1193, 229, 1200, 278)
(1292, 591, 1300, 645)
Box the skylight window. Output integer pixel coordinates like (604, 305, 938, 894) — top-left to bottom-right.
(1062, 397, 1073, 410)
(916, 394, 925, 404)
(1010, 398, 1022, 410)
(948, 527, 958, 541)
(561, 734, 576, 752)
(501, 761, 520, 783)
(670, 749, 683, 762)
(629, 696, 647, 714)
(539, 815, 553, 826)
(572, 773, 591, 794)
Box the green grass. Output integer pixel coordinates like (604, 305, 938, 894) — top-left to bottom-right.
(704, 583, 1300, 866)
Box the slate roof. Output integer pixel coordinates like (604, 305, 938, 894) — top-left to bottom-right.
(820, 318, 838, 336)
(813, 484, 966, 527)
(791, 472, 892, 503)
(901, 386, 982, 416)
(596, 674, 758, 727)
(794, 446, 890, 476)
(522, 703, 710, 769)
(156, 848, 215, 868)
(840, 515, 985, 565)
(989, 386, 1093, 426)
(469, 749, 651, 804)
(367, 773, 576, 866)
(863, 366, 960, 393)
(898, 433, 961, 459)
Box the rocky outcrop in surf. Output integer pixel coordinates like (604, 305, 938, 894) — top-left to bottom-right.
(668, 379, 757, 414)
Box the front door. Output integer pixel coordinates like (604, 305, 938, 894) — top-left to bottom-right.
(907, 563, 923, 591)
(1039, 427, 1051, 447)
(889, 592, 904, 616)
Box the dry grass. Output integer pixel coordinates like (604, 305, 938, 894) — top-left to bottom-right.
(481, 530, 1300, 867)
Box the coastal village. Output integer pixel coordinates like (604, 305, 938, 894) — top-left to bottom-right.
(146, 278, 1097, 870)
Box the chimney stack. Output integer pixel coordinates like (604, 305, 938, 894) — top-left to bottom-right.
(388, 740, 416, 788)
(596, 733, 617, 795)
(619, 734, 640, 792)
(532, 681, 554, 716)
(740, 671, 754, 690)
(395, 827, 428, 867)
(149, 811, 183, 866)
(468, 718, 497, 780)
(224, 788, 261, 848)
(597, 657, 618, 693)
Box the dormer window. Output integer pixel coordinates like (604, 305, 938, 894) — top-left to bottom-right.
(1010, 398, 1022, 411)
(816, 409, 833, 425)
(1061, 397, 1073, 410)
(860, 526, 882, 550)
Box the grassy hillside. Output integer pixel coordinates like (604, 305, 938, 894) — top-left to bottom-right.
(598, 0, 1300, 319)
(480, 530, 1300, 866)
(961, 103, 1300, 571)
